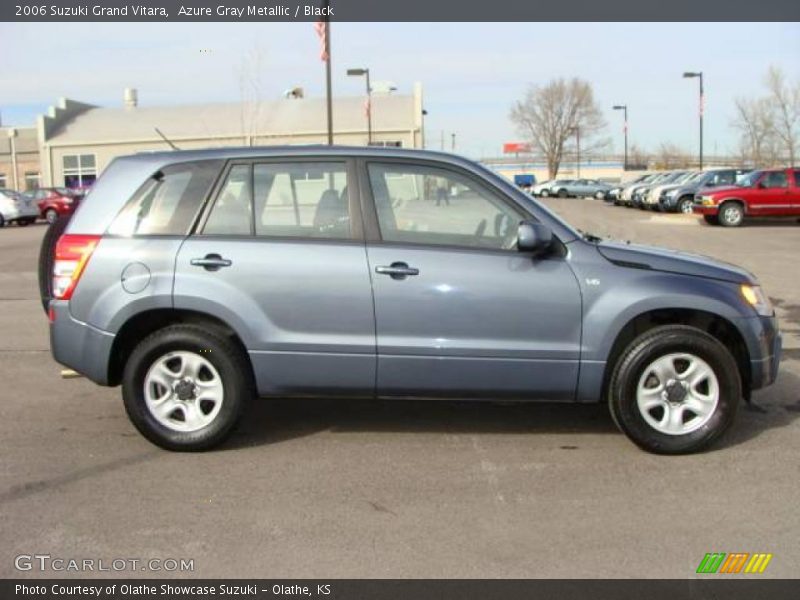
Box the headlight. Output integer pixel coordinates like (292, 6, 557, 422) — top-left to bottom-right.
(741, 284, 773, 316)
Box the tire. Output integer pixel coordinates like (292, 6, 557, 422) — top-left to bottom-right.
(703, 215, 719, 226)
(17, 219, 30, 227)
(122, 324, 254, 451)
(608, 325, 740, 455)
(677, 197, 694, 215)
(557, 189, 569, 198)
(540, 190, 549, 197)
(37, 213, 71, 314)
(718, 201, 744, 227)
(0, 214, 4, 228)
(45, 209, 59, 224)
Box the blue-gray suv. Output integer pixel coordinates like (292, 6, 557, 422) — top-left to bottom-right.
(45, 147, 781, 453)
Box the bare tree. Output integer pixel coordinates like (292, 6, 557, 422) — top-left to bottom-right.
(765, 66, 799, 166)
(510, 78, 607, 179)
(732, 96, 775, 167)
(654, 143, 690, 169)
(628, 143, 649, 169)
(237, 44, 266, 143)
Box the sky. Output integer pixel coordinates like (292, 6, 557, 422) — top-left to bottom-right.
(0, 22, 798, 158)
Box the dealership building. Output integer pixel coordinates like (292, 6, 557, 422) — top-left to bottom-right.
(1, 84, 425, 191)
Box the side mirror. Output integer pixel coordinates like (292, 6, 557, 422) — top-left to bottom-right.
(517, 221, 553, 255)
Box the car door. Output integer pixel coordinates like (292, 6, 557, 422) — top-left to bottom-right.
(174, 158, 376, 397)
(753, 170, 792, 216)
(360, 159, 582, 400)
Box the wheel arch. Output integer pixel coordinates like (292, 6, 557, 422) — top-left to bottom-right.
(717, 197, 747, 214)
(107, 308, 253, 386)
(598, 308, 751, 403)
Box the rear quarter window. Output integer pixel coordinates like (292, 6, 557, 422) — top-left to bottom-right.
(107, 160, 222, 236)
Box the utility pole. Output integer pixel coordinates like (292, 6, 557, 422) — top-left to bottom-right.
(323, 2, 333, 145)
(451, 133, 456, 152)
(613, 104, 628, 170)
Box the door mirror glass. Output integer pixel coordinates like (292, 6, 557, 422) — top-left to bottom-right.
(517, 221, 552, 255)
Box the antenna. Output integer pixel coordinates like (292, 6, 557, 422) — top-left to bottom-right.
(154, 127, 179, 150)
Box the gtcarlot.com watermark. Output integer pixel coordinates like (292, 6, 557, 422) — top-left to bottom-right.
(15, 554, 194, 573)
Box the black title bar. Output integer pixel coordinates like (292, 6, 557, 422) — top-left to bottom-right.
(4, 0, 800, 21)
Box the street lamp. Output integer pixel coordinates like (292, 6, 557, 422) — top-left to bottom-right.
(683, 71, 704, 169)
(612, 104, 628, 170)
(347, 67, 371, 145)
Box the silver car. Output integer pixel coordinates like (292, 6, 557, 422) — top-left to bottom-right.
(550, 179, 616, 199)
(0, 189, 39, 227)
(46, 147, 781, 454)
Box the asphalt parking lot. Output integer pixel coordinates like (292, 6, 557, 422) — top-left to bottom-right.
(1, 201, 798, 579)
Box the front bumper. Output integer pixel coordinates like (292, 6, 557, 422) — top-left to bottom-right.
(692, 204, 719, 215)
(50, 301, 115, 385)
(739, 314, 782, 391)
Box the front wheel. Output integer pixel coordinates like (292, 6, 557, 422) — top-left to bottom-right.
(719, 202, 744, 227)
(122, 325, 254, 451)
(608, 325, 740, 454)
(45, 208, 59, 224)
(678, 197, 694, 214)
(557, 189, 569, 198)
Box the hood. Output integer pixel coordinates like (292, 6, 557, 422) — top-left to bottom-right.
(701, 184, 746, 197)
(596, 240, 755, 283)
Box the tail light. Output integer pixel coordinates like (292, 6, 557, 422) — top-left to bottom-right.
(53, 234, 101, 300)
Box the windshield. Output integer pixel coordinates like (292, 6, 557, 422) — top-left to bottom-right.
(736, 171, 763, 187)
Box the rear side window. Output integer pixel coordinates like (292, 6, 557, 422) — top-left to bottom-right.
(107, 160, 222, 236)
(201, 161, 351, 239)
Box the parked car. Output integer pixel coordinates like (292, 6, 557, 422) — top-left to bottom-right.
(603, 185, 623, 203)
(694, 168, 800, 227)
(550, 178, 616, 199)
(530, 180, 554, 196)
(617, 173, 657, 206)
(0, 189, 39, 227)
(631, 171, 686, 209)
(44, 147, 781, 454)
(540, 179, 575, 197)
(25, 187, 83, 224)
(641, 171, 695, 210)
(660, 169, 750, 214)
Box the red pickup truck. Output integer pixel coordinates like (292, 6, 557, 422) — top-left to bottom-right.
(693, 168, 800, 227)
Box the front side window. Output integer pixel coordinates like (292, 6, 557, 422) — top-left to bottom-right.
(108, 160, 222, 236)
(368, 162, 524, 250)
(794, 170, 800, 187)
(762, 171, 788, 188)
(712, 171, 736, 186)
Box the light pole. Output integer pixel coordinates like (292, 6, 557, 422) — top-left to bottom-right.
(612, 104, 628, 170)
(347, 67, 371, 145)
(683, 71, 704, 169)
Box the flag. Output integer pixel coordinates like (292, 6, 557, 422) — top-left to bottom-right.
(623, 120, 628, 134)
(314, 20, 329, 62)
(699, 92, 705, 117)
(363, 96, 371, 118)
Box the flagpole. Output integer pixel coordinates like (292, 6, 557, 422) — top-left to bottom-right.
(324, 1, 333, 145)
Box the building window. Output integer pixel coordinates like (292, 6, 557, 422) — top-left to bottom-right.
(63, 154, 97, 189)
(369, 141, 403, 148)
(24, 172, 41, 191)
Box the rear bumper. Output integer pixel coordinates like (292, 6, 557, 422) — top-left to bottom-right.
(49, 301, 115, 385)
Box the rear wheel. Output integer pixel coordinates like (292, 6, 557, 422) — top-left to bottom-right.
(719, 202, 744, 227)
(678, 197, 694, 214)
(608, 325, 740, 454)
(558, 189, 568, 198)
(122, 325, 253, 451)
(17, 219, 31, 227)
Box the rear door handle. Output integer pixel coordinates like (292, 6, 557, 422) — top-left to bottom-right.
(375, 262, 419, 280)
(190, 254, 232, 271)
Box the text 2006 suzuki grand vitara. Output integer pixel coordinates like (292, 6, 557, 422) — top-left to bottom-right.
(46, 147, 781, 453)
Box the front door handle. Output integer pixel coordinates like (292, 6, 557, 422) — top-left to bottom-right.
(375, 262, 419, 280)
(190, 254, 232, 271)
